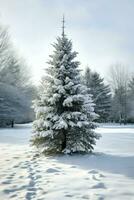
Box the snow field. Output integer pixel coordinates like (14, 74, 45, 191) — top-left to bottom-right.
(0, 124, 134, 200)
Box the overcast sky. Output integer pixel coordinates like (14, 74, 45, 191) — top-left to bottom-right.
(0, 0, 134, 83)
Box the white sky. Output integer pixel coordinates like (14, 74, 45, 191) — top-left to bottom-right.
(0, 0, 134, 83)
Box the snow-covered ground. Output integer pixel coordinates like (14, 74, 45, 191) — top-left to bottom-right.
(0, 124, 134, 200)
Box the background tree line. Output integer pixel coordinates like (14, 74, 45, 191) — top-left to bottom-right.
(83, 64, 134, 124)
(1, 20, 134, 127)
(0, 23, 36, 127)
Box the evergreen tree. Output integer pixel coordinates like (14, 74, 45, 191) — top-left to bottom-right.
(32, 20, 99, 154)
(83, 67, 111, 122)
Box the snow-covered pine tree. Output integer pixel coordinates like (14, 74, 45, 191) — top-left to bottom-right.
(32, 18, 100, 154)
(83, 67, 111, 122)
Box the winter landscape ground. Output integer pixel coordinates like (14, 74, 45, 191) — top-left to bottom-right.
(0, 124, 134, 200)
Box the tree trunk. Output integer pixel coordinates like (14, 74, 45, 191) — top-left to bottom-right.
(61, 130, 66, 151)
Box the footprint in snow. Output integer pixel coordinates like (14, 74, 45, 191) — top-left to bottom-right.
(2, 173, 17, 186)
(5, 159, 10, 162)
(88, 170, 106, 181)
(3, 185, 27, 194)
(98, 196, 105, 200)
(35, 175, 42, 179)
(82, 194, 90, 199)
(13, 161, 23, 168)
(36, 170, 41, 173)
(99, 174, 106, 178)
(13, 165, 19, 168)
(25, 191, 36, 200)
(46, 168, 60, 173)
(19, 175, 24, 179)
(91, 182, 106, 189)
(13, 156, 19, 159)
(92, 175, 100, 181)
(9, 194, 18, 198)
(95, 194, 105, 200)
(6, 172, 16, 181)
(1, 180, 11, 185)
(64, 194, 74, 197)
(21, 165, 28, 169)
(70, 165, 77, 168)
(88, 170, 99, 174)
(85, 177, 90, 180)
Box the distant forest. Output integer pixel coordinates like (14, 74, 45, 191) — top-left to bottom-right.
(0, 23, 37, 127)
(0, 22, 134, 127)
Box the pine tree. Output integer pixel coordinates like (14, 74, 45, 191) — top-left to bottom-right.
(32, 19, 99, 154)
(83, 67, 111, 122)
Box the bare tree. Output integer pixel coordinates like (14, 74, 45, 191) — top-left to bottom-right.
(109, 63, 130, 124)
(109, 63, 129, 91)
(0, 22, 36, 126)
(0, 25, 10, 54)
(127, 76, 134, 122)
